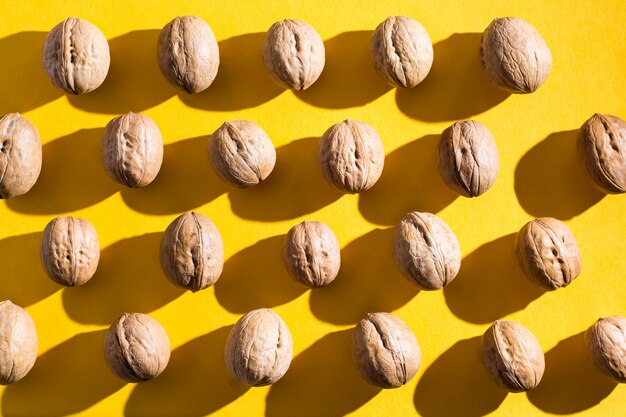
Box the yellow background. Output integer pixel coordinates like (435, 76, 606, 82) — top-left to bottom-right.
(0, 0, 624, 415)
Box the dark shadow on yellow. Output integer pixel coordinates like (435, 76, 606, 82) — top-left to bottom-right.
(67, 30, 175, 114)
(5, 128, 118, 215)
(396, 33, 509, 122)
(227, 137, 342, 221)
(294, 31, 392, 108)
(0, 233, 59, 306)
(309, 228, 419, 325)
(527, 332, 617, 414)
(266, 329, 380, 417)
(358, 135, 458, 226)
(0, 31, 63, 115)
(414, 336, 507, 417)
(62, 233, 184, 324)
(444, 233, 544, 324)
(121, 135, 227, 214)
(179, 33, 283, 110)
(515, 130, 605, 219)
(214, 235, 306, 313)
(1, 330, 125, 416)
(125, 326, 249, 417)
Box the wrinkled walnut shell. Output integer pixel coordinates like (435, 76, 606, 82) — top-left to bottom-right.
(586, 316, 626, 383)
(393, 211, 461, 290)
(371, 16, 433, 88)
(104, 313, 171, 382)
(225, 308, 293, 386)
(0, 113, 42, 199)
(158, 16, 220, 93)
(515, 217, 582, 291)
(353, 312, 421, 389)
(284, 220, 340, 288)
(0, 300, 38, 385)
(160, 211, 224, 292)
(438, 120, 499, 197)
(482, 320, 545, 392)
(43, 17, 110, 94)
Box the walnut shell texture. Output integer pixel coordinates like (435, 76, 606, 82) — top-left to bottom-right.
(353, 312, 421, 389)
(482, 320, 545, 392)
(225, 308, 293, 386)
(262, 19, 325, 90)
(104, 313, 171, 382)
(438, 120, 499, 197)
(42, 17, 110, 94)
(158, 15, 220, 93)
(577, 113, 626, 194)
(586, 316, 626, 383)
(318, 119, 384, 194)
(480, 17, 552, 94)
(40, 216, 100, 287)
(160, 211, 224, 292)
(0, 300, 38, 385)
(371, 16, 434, 88)
(284, 220, 340, 288)
(393, 211, 461, 290)
(515, 217, 582, 291)
(0, 113, 42, 199)
(101, 112, 164, 188)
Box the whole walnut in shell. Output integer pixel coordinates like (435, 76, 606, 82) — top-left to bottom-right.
(0, 300, 38, 385)
(209, 120, 276, 187)
(262, 19, 325, 90)
(104, 313, 171, 382)
(284, 220, 340, 288)
(160, 211, 224, 292)
(438, 120, 499, 197)
(393, 212, 461, 290)
(225, 308, 293, 386)
(586, 316, 626, 383)
(480, 17, 552, 93)
(371, 16, 433, 88)
(577, 113, 626, 194)
(43, 17, 110, 94)
(40, 216, 100, 287)
(0, 113, 42, 199)
(353, 312, 421, 389)
(515, 217, 581, 291)
(101, 112, 164, 188)
(318, 119, 384, 194)
(482, 320, 545, 392)
(158, 16, 220, 93)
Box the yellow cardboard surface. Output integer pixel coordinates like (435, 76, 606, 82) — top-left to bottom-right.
(0, 0, 624, 415)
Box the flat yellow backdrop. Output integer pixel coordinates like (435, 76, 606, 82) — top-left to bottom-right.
(0, 0, 624, 416)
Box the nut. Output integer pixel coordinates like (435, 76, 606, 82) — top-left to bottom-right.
(438, 120, 499, 197)
(104, 312, 171, 382)
(40, 216, 100, 287)
(515, 217, 582, 291)
(0, 113, 42, 199)
(262, 19, 325, 90)
(284, 220, 340, 288)
(101, 112, 164, 188)
(371, 16, 433, 88)
(0, 301, 38, 385)
(480, 17, 552, 93)
(586, 316, 626, 383)
(482, 320, 545, 392)
(353, 312, 421, 389)
(393, 212, 461, 290)
(158, 16, 220, 93)
(43, 17, 110, 94)
(224, 308, 293, 386)
(209, 120, 276, 187)
(160, 211, 224, 292)
(318, 119, 384, 194)
(577, 113, 626, 194)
